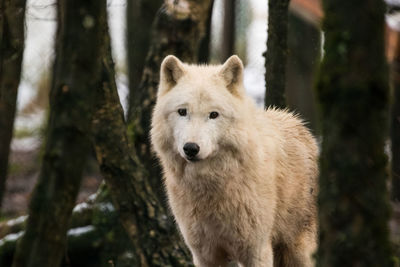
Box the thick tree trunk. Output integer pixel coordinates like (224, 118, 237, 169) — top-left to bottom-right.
(220, 0, 235, 62)
(92, 22, 192, 266)
(391, 38, 400, 202)
(126, 0, 162, 122)
(264, 0, 290, 108)
(127, 0, 214, 199)
(11, 1, 106, 267)
(0, 0, 27, 212)
(316, 0, 393, 265)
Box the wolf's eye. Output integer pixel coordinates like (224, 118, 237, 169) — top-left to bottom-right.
(209, 111, 219, 119)
(178, 108, 187, 116)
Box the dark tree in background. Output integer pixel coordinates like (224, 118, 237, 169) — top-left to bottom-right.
(126, 0, 162, 122)
(285, 11, 320, 132)
(264, 0, 290, 108)
(12, 1, 106, 266)
(391, 37, 400, 203)
(0, 0, 27, 212)
(198, 0, 215, 63)
(220, 0, 235, 61)
(316, 0, 393, 265)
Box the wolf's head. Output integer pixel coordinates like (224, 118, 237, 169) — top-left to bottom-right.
(151, 55, 252, 163)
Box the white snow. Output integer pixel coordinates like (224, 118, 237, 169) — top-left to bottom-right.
(6, 215, 28, 226)
(0, 231, 24, 246)
(67, 225, 96, 237)
(72, 202, 90, 213)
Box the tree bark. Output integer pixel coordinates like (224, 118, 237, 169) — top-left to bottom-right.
(264, 0, 290, 108)
(220, 0, 235, 62)
(12, 1, 106, 266)
(391, 37, 400, 202)
(92, 21, 192, 266)
(0, 0, 27, 212)
(198, 0, 215, 64)
(127, 0, 214, 199)
(316, 0, 393, 265)
(126, 0, 162, 122)
(285, 11, 320, 132)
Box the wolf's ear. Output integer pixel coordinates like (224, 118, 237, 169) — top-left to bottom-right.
(219, 55, 244, 95)
(159, 55, 185, 95)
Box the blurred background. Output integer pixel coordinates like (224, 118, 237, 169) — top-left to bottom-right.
(6, 0, 323, 216)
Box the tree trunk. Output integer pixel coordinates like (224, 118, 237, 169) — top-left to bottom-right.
(126, 0, 162, 122)
(198, 0, 215, 63)
(12, 1, 106, 266)
(127, 0, 214, 199)
(264, 0, 290, 108)
(316, 0, 393, 265)
(0, 0, 27, 212)
(285, 11, 320, 132)
(92, 20, 192, 266)
(220, 0, 235, 62)
(391, 36, 400, 202)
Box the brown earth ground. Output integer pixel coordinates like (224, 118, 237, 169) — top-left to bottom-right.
(3, 146, 102, 218)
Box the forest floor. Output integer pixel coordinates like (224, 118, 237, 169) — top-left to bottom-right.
(3, 146, 102, 217)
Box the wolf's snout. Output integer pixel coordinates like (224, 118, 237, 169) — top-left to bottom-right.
(183, 142, 200, 158)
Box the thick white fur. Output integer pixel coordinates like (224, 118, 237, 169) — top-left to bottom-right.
(151, 55, 318, 267)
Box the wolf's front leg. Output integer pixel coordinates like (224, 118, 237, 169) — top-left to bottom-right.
(239, 242, 273, 267)
(191, 246, 230, 267)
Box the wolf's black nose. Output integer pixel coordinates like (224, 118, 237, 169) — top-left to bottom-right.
(183, 142, 200, 158)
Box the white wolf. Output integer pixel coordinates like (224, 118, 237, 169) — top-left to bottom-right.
(151, 55, 318, 267)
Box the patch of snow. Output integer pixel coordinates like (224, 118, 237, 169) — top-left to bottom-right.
(72, 202, 90, 213)
(67, 225, 96, 237)
(6, 215, 28, 226)
(98, 202, 115, 213)
(0, 231, 24, 246)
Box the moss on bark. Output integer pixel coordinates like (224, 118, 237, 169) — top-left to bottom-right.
(316, 0, 394, 265)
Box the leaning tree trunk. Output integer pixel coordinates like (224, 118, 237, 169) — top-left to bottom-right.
(12, 1, 106, 267)
(316, 0, 393, 266)
(391, 36, 400, 202)
(264, 0, 290, 108)
(127, 0, 214, 199)
(92, 18, 192, 265)
(0, 0, 27, 212)
(126, 0, 162, 122)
